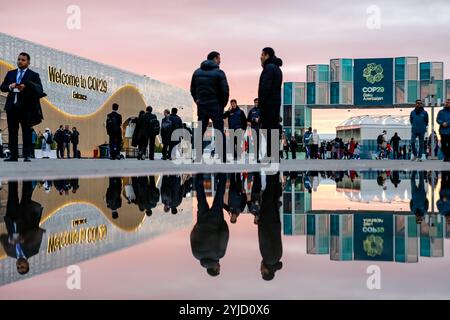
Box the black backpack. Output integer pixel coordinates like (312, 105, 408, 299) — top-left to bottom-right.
(45, 133, 53, 144)
(161, 118, 172, 133)
(106, 115, 120, 135)
(377, 134, 384, 144)
(149, 117, 160, 136)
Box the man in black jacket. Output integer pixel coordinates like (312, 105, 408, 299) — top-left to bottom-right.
(258, 47, 283, 160)
(168, 107, 183, 160)
(0, 52, 45, 162)
(223, 99, 247, 160)
(54, 125, 64, 159)
(160, 109, 172, 160)
(106, 103, 123, 160)
(143, 106, 159, 160)
(71, 127, 80, 158)
(191, 51, 229, 161)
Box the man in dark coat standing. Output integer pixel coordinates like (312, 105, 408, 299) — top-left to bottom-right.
(106, 103, 123, 160)
(191, 51, 229, 162)
(160, 109, 172, 160)
(143, 106, 159, 160)
(258, 47, 283, 160)
(71, 127, 80, 158)
(0, 52, 45, 162)
(168, 107, 183, 160)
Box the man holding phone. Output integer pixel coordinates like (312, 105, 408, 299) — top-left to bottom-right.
(0, 52, 44, 162)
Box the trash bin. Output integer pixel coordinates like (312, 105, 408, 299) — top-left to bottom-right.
(99, 144, 109, 159)
(93, 149, 99, 158)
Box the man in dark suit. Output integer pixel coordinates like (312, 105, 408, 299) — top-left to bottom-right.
(0, 52, 45, 162)
(106, 103, 123, 160)
(0, 181, 44, 275)
(168, 107, 183, 160)
(143, 106, 159, 160)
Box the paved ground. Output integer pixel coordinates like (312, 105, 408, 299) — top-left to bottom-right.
(0, 158, 449, 181)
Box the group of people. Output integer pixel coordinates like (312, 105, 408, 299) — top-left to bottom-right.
(37, 125, 80, 159)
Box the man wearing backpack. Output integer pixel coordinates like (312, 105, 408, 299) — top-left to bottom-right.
(168, 107, 183, 160)
(143, 106, 159, 160)
(106, 103, 123, 160)
(160, 109, 172, 160)
(377, 130, 387, 159)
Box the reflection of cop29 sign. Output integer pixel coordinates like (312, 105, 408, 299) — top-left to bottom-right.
(354, 214, 393, 261)
(354, 58, 393, 106)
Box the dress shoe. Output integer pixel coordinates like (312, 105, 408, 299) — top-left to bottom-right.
(4, 158, 18, 162)
(24, 157, 31, 162)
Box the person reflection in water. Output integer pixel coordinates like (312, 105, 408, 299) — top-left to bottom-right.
(410, 171, 429, 225)
(191, 173, 228, 277)
(106, 177, 122, 220)
(257, 172, 283, 281)
(224, 173, 247, 224)
(0, 181, 44, 275)
(131, 176, 160, 217)
(247, 172, 262, 225)
(161, 175, 192, 214)
(438, 171, 450, 223)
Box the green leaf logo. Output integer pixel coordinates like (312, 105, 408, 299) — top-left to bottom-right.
(363, 63, 384, 84)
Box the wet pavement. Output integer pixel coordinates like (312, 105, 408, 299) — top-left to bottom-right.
(0, 170, 450, 299)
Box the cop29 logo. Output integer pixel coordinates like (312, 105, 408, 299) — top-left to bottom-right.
(363, 63, 384, 84)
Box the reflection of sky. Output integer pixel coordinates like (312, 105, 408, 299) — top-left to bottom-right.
(1, 214, 450, 299)
(0, 174, 449, 299)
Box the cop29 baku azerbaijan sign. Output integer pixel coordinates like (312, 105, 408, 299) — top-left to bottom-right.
(354, 214, 393, 261)
(354, 58, 393, 106)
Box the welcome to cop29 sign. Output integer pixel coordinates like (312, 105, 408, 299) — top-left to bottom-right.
(354, 58, 394, 106)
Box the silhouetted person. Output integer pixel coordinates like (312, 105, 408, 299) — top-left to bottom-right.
(258, 47, 283, 159)
(191, 51, 229, 161)
(437, 99, 450, 162)
(143, 106, 160, 160)
(191, 173, 228, 277)
(131, 176, 160, 216)
(168, 108, 183, 160)
(160, 109, 172, 160)
(161, 175, 183, 214)
(106, 103, 123, 160)
(224, 173, 247, 224)
(0, 181, 44, 275)
(247, 98, 261, 159)
(390, 171, 401, 188)
(410, 171, 429, 224)
(54, 125, 64, 159)
(106, 177, 122, 219)
(223, 99, 247, 160)
(410, 99, 428, 161)
(62, 125, 72, 158)
(1, 52, 45, 162)
(290, 136, 297, 159)
(71, 127, 80, 158)
(390, 132, 401, 159)
(132, 110, 146, 159)
(258, 172, 283, 281)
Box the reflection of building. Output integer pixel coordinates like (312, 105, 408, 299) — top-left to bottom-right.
(0, 177, 192, 286)
(330, 214, 353, 261)
(282, 176, 310, 235)
(395, 215, 419, 263)
(420, 215, 444, 257)
(307, 214, 329, 254)
(0, 32, 192, 156)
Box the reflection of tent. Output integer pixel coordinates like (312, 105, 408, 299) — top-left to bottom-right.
(337, 178, 411, 204)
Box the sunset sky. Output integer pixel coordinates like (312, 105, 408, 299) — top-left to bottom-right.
(1, 0, 449, 133)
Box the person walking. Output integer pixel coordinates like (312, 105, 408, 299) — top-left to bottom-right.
(71, 127, 80, 159)
(303, 127, 312, 159)
(376, 130, 387, 159)
(106, 103, 123, 160)
(258, 47, 283, 160)
(190, 51, 229, 162)
(30, 128, 37, 158)
(390, 132, 401, 159)
(160, 109, 172, 160)
(42, 128, 53, 159)
(0, 52, 45, 162)
(410, 99, 429, 161)
(281, 131, 289, 159)
(290, 135, 297, 159)
(437, 99, 450, 162)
